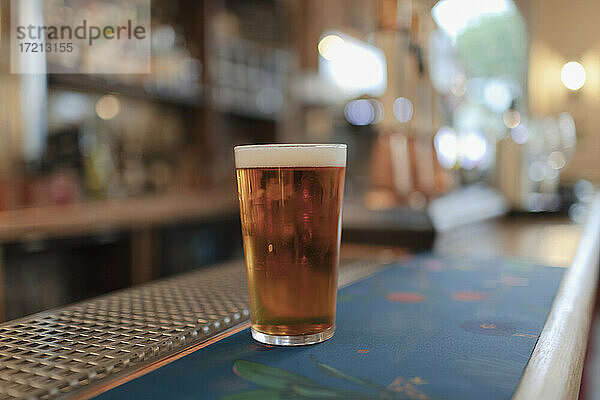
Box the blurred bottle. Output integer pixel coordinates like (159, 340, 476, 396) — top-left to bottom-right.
(366, 0, 445, 209)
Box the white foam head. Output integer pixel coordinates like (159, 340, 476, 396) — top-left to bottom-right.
(234, 144, 347, 168)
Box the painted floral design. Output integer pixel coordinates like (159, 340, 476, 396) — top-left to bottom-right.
(386, 292, 426, 303)
(222, 356, 429, 399)
(451, 291, 487, 301)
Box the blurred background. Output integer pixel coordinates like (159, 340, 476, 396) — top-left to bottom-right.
(0, 0, 598, 322)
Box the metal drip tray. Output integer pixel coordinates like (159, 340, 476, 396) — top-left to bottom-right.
(0, 259, 384, 399)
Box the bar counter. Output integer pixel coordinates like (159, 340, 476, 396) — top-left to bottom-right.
(0, 195, 597, 399)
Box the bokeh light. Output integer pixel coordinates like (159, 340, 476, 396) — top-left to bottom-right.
(510, 124, 528, 144)
(318, 34, 345, 61)
(393, 97, 414, 123)
(432, 0, 514, 40)
(561, 61, 586, 90)
(574, 179, 595, 203)
(548, 151, 566, 170)
(95, 95, 120, 120)
(344, 99, 375, 126)
(503, 110, 520, 129)
(434, 126, 459, 169)
(319, 32, 387, 97)
(483, 79, 512, 113)
(370, 99, 384, 124)
(528, 161, 546, 182)
(458, 131, 488, 169)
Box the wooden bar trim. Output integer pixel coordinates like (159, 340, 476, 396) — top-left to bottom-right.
(513, 194, 600, 400)
(0, 191, 237, 243)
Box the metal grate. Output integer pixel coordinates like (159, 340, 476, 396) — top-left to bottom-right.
(0, 261, 248, 399)
(0, 259, 385, 399)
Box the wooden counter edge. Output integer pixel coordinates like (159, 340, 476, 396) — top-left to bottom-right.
(513, 193, 600, 400)
(0, 191, 238, 243)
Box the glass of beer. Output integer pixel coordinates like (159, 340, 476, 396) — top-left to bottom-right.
(234, 144, 346, 346)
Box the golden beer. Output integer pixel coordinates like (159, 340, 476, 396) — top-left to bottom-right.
(234, 144, 346, 345)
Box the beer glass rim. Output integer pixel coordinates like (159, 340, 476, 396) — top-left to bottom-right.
(234, 143, 347, 168)
(234, 143, 346, 151)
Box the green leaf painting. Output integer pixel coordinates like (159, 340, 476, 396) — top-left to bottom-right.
(222, 358, 429, 400)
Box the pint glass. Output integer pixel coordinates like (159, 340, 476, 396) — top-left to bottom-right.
(234, 144, 346, 345)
